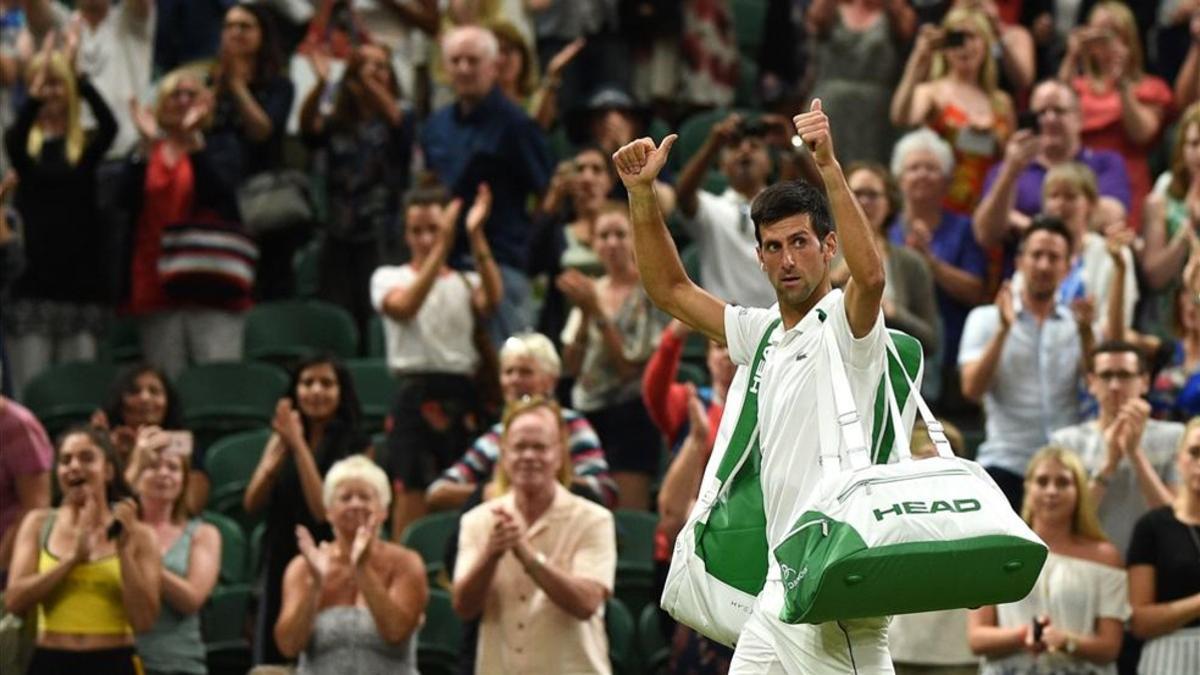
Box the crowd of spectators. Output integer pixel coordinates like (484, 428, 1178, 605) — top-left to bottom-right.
(0, 1, 1199, 675)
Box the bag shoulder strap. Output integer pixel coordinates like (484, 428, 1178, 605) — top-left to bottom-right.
(711, 317, 781, 485)
(820, 324, 872, 473)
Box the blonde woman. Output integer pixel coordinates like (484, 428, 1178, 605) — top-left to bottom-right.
(1059, 1, 1172, 232)
(2, 44, 116, 396)
(968, 446, 1128, 675)
(275, 455, 427, 673)
(890, 7, 1014, 215)
(1127, 418, 1200, 675)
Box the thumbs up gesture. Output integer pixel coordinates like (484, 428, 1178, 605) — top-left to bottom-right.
(792, 99, 837, 169)
(612, 134, 678, 191)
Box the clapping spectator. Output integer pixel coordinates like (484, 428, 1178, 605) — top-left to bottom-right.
(1127, 418, 1200, 675)
(642, 320, 735, 454)
(299, 41, 414, 340)
(120, 70, 247, 380)
(558, 207, 668, 510)
(208, 2, 297, 300)
(969, 445, 1127, 675)
(426, 332, 616, 512)
(125, 438, 221, 675)
(244, 355, 370, 665)
(275, 455, 428, 672)
(1059, 2, 1173, 232)
(422, 25, 553, 341)
(890, 7, 1014, 215)
(452, 397, 615, 674)
(805, 0, 916, 165)
(1051, 341, 1182, 555)
(4, 426, 161, 674)
(889, 129, 988, 406)
(1150, 256, 1200, 421)
(490, 20, 582, 130)
(371, 183, 501, 538)
(960, 218, 1084, 509)
(3, 38, 116, 397)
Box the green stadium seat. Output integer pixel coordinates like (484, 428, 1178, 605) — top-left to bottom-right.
(402, 511, 460, 589)
(293, 238, 322, 300)
(638, 603, 670, 675)
(345, 359, 395, 435)
(177, 363, 288, 447)
(606, 597, 638, 675)
(367, 314, 387, 359)
(204, 428, 272, 534)
(103, 315, 142, 363)
(22, 362, 120, 439)
(732, 0, 768, 55)
(200, 510, 248, 584)
(202, 582, 253, 674)
(243, 300, 359, 366)
(614, 510, 659, 616)
(417, 589, 463, 675)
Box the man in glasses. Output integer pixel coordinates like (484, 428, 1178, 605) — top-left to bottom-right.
(973, 79, 1131, 278)
(1050, 340, 1182, 554)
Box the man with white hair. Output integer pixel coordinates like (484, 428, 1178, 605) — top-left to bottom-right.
(420, 25, 554, 340)
(426, 332, 617, 510)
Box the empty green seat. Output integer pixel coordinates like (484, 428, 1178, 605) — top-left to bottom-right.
(417, 589, 463, 675)
(204, 428, 272, 534)
(243, 300, 359, 364)
(638, 603, 670, 675)
(607, 597, 638, 675)
(345, 358, 395, 435)
(200, 510, 248, 584)
(23, 361, 120, 439)
(401, 511, 460, 589)
(177, 362, 288, 446)
(614, 509, 659, 616)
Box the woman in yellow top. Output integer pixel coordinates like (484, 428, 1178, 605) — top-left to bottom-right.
(3, 426, 162, 675)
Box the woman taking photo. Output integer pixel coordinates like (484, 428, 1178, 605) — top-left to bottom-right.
(968, 445, 1127, 675)
(890, 6, 1014, 215)
(558, 206, 668, 510)
(126, 438, 221, 675)
(275, 455, 427, 672)
(1127, 418, 1200, 675)
(244, 355, 369, 665)
(3, 426, 160, 675)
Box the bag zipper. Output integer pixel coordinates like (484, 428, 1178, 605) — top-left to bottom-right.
(835, 468, 971, 503)
(779, 516, 831, 543)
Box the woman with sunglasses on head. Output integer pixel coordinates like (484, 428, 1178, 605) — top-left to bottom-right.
(968, 445, 1127, 675)
(1127, 418, 1200, 675)
(3, 426, 160, 675)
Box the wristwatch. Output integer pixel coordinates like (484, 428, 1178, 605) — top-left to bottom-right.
(1065, 635, 1078, 655)
(525, 550, 547, 574)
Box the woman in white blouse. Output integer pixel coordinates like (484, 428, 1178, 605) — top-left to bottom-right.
(968, 445, 1128, 674)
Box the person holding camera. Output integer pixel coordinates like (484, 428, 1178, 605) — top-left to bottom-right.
(3, 426, 161, 675)
(674, 112, 786, 309)
(1058, 2, 1172, 233)
(968, 445, 1127, 675)
(890, 6, 1014, 216)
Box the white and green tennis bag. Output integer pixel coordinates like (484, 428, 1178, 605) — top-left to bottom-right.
(661, 318, 1047, 645)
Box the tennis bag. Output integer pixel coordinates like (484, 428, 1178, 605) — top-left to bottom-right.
(772, 335, 1048, 625)
(660, 320, 931, 646)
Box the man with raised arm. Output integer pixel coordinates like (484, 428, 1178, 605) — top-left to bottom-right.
(612, 100, 894, 673)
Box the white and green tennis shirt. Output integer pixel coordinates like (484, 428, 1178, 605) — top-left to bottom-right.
(723, 289, 888, 554)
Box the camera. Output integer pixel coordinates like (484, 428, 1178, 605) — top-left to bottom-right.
(942, 30, 969, 49)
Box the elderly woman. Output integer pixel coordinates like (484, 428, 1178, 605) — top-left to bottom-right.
(275, 455, 427, 673)
(425, 332, 616, 512)
(888, 128, 989, 401)
(969, 446, 1127, 675)
(890, 7, 1014, 215)
(453, 397, 616, 675)
(1127, 418, 1200, 675)
(126, 437, 221, 675)
(4, 426, 161, 675)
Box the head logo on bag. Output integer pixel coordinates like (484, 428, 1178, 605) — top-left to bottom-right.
(872, 499, 982, 522)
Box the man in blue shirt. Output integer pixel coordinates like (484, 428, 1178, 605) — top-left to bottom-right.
(421, 25, 554, 341)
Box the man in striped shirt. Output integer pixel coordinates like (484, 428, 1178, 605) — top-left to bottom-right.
(425, 332, 618, 510)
